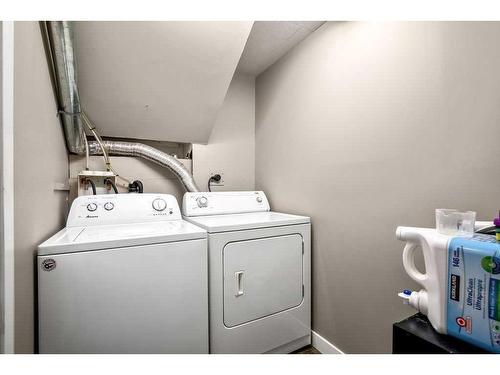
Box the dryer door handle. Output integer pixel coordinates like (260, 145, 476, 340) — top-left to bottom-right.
(235, 271, 244, 297)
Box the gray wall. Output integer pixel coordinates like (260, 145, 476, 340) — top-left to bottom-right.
(193, 73, 255, 191)
(14, 21, 69, 353)
(255, 22, 500, 353)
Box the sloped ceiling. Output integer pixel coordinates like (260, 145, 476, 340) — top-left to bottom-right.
(237, 21, 325, 76)
(73, 21, 253, 144)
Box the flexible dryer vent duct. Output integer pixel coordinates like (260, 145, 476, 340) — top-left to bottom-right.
(42, 21, 200, 192)
(87, 141, 200, 193)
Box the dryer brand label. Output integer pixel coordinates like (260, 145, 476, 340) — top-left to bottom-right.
(41, 258, 56, 272)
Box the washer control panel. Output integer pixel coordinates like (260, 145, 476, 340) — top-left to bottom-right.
(152, 198, 168, 211)
(182, 191, 270, 217)
(67, 194, 181, 227)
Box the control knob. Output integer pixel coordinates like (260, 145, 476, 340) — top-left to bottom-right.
(104, 202, 114, 211)
(87, 203, 98, 212)
(152, 198, 167, 211)
(196, 196, 208, 208)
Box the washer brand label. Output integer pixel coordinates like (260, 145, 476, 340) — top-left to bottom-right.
(41, 259, 56, 272)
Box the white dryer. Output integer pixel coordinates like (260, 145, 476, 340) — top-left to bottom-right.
(182, 191, 311, 354)
(38, 193, 208, 354)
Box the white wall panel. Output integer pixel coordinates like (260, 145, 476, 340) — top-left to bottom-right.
(74, 21, 252, 144)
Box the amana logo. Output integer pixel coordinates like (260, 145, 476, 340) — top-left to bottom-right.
(41, 258, 56, 272)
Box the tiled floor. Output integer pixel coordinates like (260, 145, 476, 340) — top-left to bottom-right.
(292, 345, 321, 354)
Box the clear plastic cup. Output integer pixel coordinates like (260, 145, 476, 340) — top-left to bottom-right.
(436, 209, 476, 236)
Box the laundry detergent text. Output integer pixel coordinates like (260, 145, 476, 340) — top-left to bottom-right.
(447, 235, 500, 353)
(465, 278, 484, 311)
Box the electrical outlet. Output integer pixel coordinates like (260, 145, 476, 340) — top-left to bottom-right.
(209, 171, 224, 186)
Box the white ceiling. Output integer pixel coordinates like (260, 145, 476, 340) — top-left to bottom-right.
(71, 21, 324, 144)
(74, 21, 253, 144)
(237, 21, 325, 76)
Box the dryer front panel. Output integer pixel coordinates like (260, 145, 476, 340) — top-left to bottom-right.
(223, 234, 303, 327)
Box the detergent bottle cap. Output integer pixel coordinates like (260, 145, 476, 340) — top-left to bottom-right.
(494, 211, 500, 227)
(397, 290, 411, 305)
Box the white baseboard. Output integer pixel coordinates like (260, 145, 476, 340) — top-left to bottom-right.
(312, 331, 344, 354)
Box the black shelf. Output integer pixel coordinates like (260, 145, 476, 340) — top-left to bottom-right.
(393, 313, 490, 354)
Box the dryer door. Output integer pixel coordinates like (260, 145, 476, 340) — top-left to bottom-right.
(223, 234, 303, 327)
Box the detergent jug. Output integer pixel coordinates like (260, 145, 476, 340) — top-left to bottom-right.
(397, 214, 500, 353)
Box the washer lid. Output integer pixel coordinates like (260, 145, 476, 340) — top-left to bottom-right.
(183, 211, 310, 233)
(38, 220, 207, 256)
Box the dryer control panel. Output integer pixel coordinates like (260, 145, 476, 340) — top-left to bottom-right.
(182, 191, 270, 217)
(67, 194, 182, 227)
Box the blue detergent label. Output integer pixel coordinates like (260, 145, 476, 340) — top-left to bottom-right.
(447, 234, 500, 352)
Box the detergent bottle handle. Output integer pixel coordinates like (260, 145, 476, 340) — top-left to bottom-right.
(402, 242, 428, 288)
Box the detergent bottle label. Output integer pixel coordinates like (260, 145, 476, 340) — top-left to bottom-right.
(447, 234, 500, 353)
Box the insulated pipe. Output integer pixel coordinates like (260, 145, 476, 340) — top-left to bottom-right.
(88, 141, 200, 192)
(43, 21, 86, 154)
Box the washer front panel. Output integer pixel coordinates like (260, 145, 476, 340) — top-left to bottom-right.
(38, 240, 208, 353)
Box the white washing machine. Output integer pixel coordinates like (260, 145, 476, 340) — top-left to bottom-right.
(38, 193, 208, 354)
(182, 191, 311, 354)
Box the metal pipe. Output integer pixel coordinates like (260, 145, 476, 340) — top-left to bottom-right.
(81, 111, 111, 169)
(43, 21, 86, 154)
(43, 21, 200, 192)
(88, 141, 200, 192)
